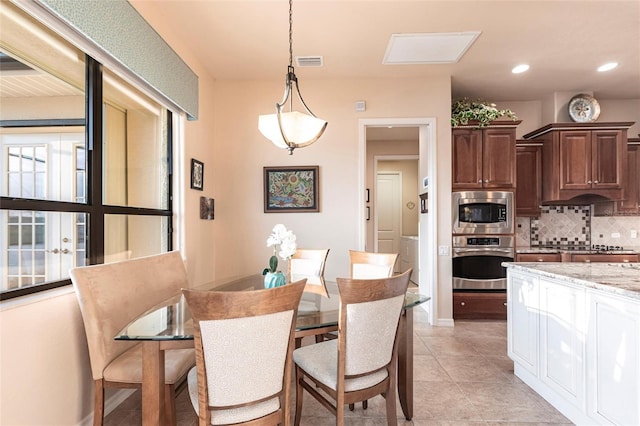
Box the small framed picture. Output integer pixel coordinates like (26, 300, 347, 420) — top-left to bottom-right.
(200, 196, 214, 220)
(190, 159, 204, 191)
(264, 166, 319, 213)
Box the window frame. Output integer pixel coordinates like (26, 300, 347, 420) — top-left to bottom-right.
(0, 55, 174, 301)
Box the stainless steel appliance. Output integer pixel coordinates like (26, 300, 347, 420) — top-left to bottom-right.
(452, 235, 514, 291)
(452, 191, 514, 235)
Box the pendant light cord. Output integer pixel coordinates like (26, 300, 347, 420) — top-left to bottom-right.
(288, 0, 293, 68)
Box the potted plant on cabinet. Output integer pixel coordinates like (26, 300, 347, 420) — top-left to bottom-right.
(451, 98, 518, 128)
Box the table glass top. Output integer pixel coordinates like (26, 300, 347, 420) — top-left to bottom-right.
(115, 274, 430, 341)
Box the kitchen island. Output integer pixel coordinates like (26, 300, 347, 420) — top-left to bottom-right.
(504, 262, 640, 426)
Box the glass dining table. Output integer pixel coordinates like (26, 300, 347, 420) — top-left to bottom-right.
(115, 274, 430, 425)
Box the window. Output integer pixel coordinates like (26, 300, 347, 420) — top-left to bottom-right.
(0, 3, 173, 300)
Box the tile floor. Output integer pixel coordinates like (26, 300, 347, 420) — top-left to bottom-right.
(105, 309, 572, 425)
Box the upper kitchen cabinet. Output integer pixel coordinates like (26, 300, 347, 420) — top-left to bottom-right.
(523, 122, 634, 203)
(516, 141, 543, 216)
(452, 121, 522, 190)
(594, 138, 640, 215)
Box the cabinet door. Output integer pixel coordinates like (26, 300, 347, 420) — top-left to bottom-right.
(452, 129, 483, 189)
(507, 272, 538, 375)
(586, 290, 640, 425)
(516, 145, 542, 216)
(591, 130, 624, 189)
(483, 128, 516, 188)
(539, 278, 585, 408)
(559, 131, 592, 189)
(618, 144, 639, 213)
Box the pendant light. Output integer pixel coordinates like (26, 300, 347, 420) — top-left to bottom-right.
(258, 0, 327, 155)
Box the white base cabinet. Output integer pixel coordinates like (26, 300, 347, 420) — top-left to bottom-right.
(507, 270, 538, 375)
(507, 269, 640, 426)
(399, 236, 419, 284)
(586, 290, 640, 426)
(539, 277, 585, 410)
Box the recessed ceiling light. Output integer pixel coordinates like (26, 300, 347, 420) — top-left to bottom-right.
(597, 62, 618, 72)
(512, 64, 530, 74)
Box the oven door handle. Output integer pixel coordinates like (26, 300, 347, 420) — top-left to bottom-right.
(452, 248, 514, 257)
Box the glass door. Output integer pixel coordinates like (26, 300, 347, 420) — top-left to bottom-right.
(1, 131, 86, 289)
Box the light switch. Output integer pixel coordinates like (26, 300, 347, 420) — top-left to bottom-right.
(438, 245, 449, 256)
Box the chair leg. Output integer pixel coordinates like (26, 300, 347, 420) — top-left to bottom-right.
(384, 383, 397, 425)
(363, 400, 368, 410)
(348, 403, 354, 411)
(165, 384, 177, 426)
(93, 380, 105, 426)
(294, 367, 304, 426)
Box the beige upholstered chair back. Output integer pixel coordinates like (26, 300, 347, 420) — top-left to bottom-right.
(288, 248, 330, 296)
(348, 250, 398, 279)
(70, 251, 188, 380)
(183, 280, 306, 425)
(338, 270, 411, 379)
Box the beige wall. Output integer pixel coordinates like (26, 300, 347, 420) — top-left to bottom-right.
(208, 77, 451, 284)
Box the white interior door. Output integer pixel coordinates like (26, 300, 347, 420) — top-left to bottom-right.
(376, 172, 402, 261)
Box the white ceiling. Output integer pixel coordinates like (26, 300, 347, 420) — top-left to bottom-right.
(130, 0, 640, 102)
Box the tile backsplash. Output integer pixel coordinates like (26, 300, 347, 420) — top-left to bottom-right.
(516, 207, 640, 249)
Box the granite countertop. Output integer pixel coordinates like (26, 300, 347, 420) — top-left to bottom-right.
(504, 262, 640, 300)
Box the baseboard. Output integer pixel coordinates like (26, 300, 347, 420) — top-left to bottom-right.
(434, 318, 455, 327)
(77, 389, 136, 426)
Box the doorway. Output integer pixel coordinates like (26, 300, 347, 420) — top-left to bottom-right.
(358, 117, 438, 325)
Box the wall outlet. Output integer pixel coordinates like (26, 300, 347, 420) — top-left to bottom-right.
(631, 230, 638, 239)
(611, 232, 621, 238)
(438, 245, 449, 256)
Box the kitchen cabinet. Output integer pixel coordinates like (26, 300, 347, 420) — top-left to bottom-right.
(593, 138, 640, 216)
(507, 270, 538, 376)
(562, 253, 639, 263)
(399, 236, 419, 284)
(452, 121, 521, 190)
(453, 291, 506, 320)
(516, 142, 542, 216)
(586, 289, 640, 425)
(516, 253, 561, 262)
(538, 277, 585, 409)
(523, 122, 633, 203)
(507, 266, 640, 425)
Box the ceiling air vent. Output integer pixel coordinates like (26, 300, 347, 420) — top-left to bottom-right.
(296, 56, 323, 67)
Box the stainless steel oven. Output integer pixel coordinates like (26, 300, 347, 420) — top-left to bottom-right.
(452, 191, 514, 235)
(452, 235, 514, 291)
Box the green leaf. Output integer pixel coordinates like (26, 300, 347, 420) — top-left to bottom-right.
(269, 255, 278, 273)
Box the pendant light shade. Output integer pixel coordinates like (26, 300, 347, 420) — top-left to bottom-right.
(258, 0, 327, 155)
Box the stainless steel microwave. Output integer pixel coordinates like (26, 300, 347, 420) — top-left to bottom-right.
(452, 191, 514, 235)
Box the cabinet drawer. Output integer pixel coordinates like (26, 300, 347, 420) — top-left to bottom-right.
(516, 253, 562, 262)
(570, 254, 639, 263)
(453, 291, 507, 320)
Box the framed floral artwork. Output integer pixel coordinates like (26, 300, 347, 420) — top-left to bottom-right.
(264, 166, 319, 213)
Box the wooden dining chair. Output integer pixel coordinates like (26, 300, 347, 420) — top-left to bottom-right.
(349, 250, 399, 279)
(183, 279, 306, 426)
(70, 251, 195, 426)
(288, 248, 330, 297)
(318, 250, 400, 389)
(292, 270, 412, 426)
